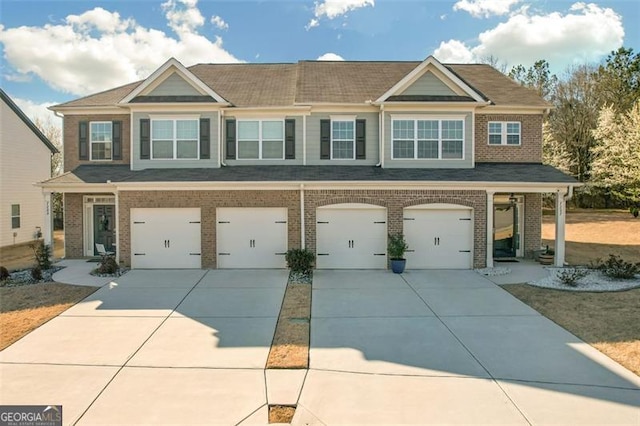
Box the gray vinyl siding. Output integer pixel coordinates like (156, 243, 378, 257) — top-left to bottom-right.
(132, 111, 219, 170)
(400, 72, 457, 96)
(224, 116, 303, 165)
(384, 111, 473, 169)
(148, 73, 202, 96)
(306, 112, 379, 165)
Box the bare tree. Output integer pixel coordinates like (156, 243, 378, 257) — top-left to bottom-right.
(34, 117, 62, 176)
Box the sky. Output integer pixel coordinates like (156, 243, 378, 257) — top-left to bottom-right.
(1, 0, 638, 127)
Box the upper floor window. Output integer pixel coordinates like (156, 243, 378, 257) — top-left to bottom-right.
(11, 204, 20, 229)
(237, 120, 284, 159)
(392, 118, 464, 160)
(151, 118, 199, 159)
(90, 122, 112, 161)
(331, 119, 355, 160)
(488, 121, 521, 145)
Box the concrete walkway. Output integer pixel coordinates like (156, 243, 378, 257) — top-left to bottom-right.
(0, 269, 289, 425)
(293, 269, 640, 425)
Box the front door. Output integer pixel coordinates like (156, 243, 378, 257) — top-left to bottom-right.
(493, 203, 519, 258)
(93, 205, 115, 255)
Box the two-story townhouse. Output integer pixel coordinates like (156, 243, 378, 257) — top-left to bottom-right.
(1, 89, 58, 251)
(41, 56, 579, 270)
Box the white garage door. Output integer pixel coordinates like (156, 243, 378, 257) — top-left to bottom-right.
(131, 208, 201, 269)
(217, 208, 288, 268)
(403, 204, 473, 269)
(316, 204, 387, 269)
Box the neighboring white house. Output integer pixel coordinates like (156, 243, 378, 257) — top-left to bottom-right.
(0, 89, 58, 249)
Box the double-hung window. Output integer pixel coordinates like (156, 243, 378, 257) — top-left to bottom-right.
(237, 120, 284, 159)
(151, 118, 199, 159)
(331, 118, 355, 160)
(488, 121, 521, 145)
(90, 122, 112, 160)
(11, 204, 20, 229)
(392, 118, 464, 159)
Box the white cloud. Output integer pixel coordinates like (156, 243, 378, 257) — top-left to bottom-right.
(307, 0, 374, 29)
(210, 15, 228, 30)
(317, 52, 345, 61)
(434, 3, 624, 70)
(453, 0, 521, 18)
(13, 97, 61, 130)
(0, 1, 241, 97)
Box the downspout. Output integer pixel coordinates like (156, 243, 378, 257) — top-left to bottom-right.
(300, 184, 306, 249)
(302, 115, 307, 166)
(220, 109, 227, 167)
(376, 104, 385, 167)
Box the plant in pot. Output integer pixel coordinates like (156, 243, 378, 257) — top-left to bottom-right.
(388, 233, 409, 274)
(538, 245, 555, 265)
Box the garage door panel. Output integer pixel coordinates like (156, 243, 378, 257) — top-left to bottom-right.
(217, 208, 287, 269)
(404, 208, 473, 270)
(316, 206, 387, 269)
(131, 208, 201, 269)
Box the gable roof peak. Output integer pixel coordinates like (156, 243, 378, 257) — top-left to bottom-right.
(0, 88, 58, 153)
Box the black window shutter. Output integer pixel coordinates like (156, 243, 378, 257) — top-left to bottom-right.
(200, 118, 210, 159)
(320, 119, 330, 159)
(285, 119, 295, 159)
(79, 121, 88, 160)
(112, 121, 122, 160)
(225, 119, 236, 160)
(140, 119, 150, 160)
(355, 119, 366, 159)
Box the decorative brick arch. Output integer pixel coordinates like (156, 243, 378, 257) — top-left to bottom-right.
(403, 198, 475, 209)
(316, 198, 388, 208)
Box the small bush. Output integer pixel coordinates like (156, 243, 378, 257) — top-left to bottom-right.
(598, 254, 640, 279)
(631, 206, 639, 218)
(285, 249, 314, 274)
(557, 268, 588, 287)
(388, 234, 409, 259)
(0, 266, 9, 281)
(30, 241, 52, 270)
(96, 256, 119, 275)
(31, 266, 43, 281)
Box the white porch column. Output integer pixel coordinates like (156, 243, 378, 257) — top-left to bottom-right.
(115, 190, 120, 264)
(554, 190, 566, 267)
(486, 191, 494, 268)
(42, 191, 53, 247)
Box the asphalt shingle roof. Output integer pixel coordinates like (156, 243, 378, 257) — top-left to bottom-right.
(44, 164, 577, 185)
(53, 61, 549, 109)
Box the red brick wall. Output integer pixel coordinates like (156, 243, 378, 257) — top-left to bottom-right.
(63, 115, 131, 172)
(524, 193, 542, 257)
(117, 190, 301, 268)
(475, 114, 543, 163)
(63, 194, 84, 257)
(304, 189, 487, 268)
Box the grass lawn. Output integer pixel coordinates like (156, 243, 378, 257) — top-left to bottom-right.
(515, 209, 640, 376)
(0, 282, 98, 350)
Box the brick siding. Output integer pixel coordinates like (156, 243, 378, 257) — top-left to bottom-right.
(524, 193, 542, 257)
(304, 190, 487, 268)
(63, 193, 84, 257)
(475, 114, 543, 163)
(63, 115, 131, 172)
(117, 190, 301, 268)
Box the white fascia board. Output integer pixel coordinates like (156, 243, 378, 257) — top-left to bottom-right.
(112, 180, 581, 192)
(119, 58, 228, 105)
(302, 104, 380, 113)
(382, 102, 482, 111)
(375, 56, 487, 103)
(49, 106, 127, 115)
(477, 105, 549, 114)
(127, 104, 223, 112)
(37, 183, 117, 193)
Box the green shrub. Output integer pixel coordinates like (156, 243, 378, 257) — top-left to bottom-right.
(285, 248, 314, 274)
(0, 266, 9, 281)
(598, 254, 640, 279)
(96, 256, 120, 275)
(557, 268, 588, 287)
(388, 234, 408, 259)
(631, 206, 639, 218)
(31, 266, 43, 281)
(30, 241, 52, 270)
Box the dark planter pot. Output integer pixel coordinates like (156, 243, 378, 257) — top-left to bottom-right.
(390, 259, 406, 274)
(539, 253, 554, 265)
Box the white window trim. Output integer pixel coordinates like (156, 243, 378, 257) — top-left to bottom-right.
(488, 121, 521, 146)
(330, 116, 356, 160)
(149, 116, 200, 160)
(236, 119, 286, 160)
(390, 116, 466, 160)
(89, 121, 113, 162)
(11, 204, 20, 229)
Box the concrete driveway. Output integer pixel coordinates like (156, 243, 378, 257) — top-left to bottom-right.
(0, 269, 289, 425)
(294, 270, 640, 425)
